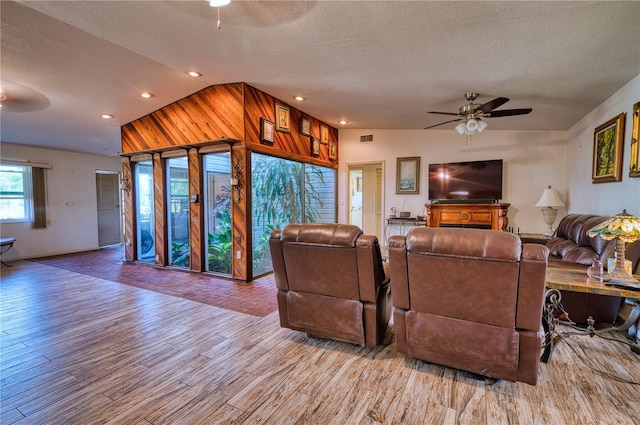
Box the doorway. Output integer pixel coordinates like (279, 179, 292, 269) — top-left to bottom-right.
(347, 163, 383, 241)
(95, 171, 122, 247)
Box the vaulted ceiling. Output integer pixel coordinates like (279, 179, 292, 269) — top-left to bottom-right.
(2, 1, 639, 156)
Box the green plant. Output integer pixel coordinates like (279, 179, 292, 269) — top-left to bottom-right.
(170, 241, 190, 267)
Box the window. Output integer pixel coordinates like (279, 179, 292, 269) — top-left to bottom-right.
(0, 164, 33, 223)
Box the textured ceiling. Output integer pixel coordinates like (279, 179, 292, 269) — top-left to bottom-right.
(1, 1, 639, 156)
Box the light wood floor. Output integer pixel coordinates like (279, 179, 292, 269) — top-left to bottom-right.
(1, 260, 639, 425)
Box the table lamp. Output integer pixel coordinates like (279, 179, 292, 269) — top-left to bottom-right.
(535, 185, 565, 237)
(587, 209, 640, 287)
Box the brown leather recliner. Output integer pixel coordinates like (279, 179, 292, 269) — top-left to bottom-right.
(389, 227, 549, 385)
(269, 223, 392, 347)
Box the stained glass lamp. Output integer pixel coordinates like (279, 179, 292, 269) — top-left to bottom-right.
(588, 209, 640, 287)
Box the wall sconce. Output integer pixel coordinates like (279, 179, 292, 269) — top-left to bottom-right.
(120, 170, 131, 196)
(231, 159, 242, 203)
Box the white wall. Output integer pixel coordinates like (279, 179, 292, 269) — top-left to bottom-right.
(0, 143, 122, 260)
(338, 129, 567, 236)
(566, 74, 640, 217)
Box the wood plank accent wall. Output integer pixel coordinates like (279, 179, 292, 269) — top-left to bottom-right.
(188, 149, 203, 272)
(121, 82, 337, 281)
(153, 153, 167, 266)
(243, 85, 338, 168)
(122, 159, 134, 261)
(121, 83, 245, 153)
(231, 145, 248, 280)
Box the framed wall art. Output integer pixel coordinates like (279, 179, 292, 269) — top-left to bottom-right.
(300, 117, 311, 136)
(630, 102, 639, 178)
(260, 117, 275, 145)
(320, 125, 329, 144)
(275, 103, 290, 133)
(592, 112, 625, 183)
(396, 156, 420, 194)
(329, 141, 337, 160)
(310, 137, 320, 157)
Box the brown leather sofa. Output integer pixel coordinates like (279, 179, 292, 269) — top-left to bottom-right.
(545, 214, 640, 324)
(269, 223, 392, 347)
(389, 227, 549, 385)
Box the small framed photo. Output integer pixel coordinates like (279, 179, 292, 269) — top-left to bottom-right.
(592, 112, 625, 183)
(320, 125, 329, 144)
(310, 137, 320, 157)
(396, 156, 420, 194)
(300, 117, 311, 136)
(275, 103, 290, 133)
(329, 141, 337, 161)
(260, 117, 275, 145)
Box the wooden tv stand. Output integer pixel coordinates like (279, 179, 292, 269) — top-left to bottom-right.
(425, 202, 510, 231)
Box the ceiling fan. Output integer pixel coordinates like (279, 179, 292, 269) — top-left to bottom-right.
(424, 92, 532, 134)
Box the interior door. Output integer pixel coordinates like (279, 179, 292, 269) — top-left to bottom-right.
(96, 171, 122, 247)
(348, 163, 383, 241)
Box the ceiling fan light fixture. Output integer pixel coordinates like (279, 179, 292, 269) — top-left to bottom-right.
(466, 119, 478, 132)
(455, 122, 466, 134)
(476, 120, 488, 132)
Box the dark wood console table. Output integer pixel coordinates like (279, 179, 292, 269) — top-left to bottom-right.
(425, 202, 510, 231)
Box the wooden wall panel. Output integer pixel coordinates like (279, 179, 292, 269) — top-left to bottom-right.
(231, 145, 248, 281)
(153, 154, 167, 266)
(121, 83, 245, 153)
(244, 85, 338, 169)
(122, 159, 135, 261)
(188, 149, 203, 272)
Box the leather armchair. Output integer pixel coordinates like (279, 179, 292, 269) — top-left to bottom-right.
(269, 223, 391, 347)
(389, 227, 549, 385)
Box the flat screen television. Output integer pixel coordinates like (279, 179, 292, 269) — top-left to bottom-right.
(428, 159, 503, 201)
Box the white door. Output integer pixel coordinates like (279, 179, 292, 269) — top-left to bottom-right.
(96, 172, 122, 247)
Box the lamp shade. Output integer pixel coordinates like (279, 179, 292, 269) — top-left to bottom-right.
(587, 209, 640, 243)
(209, 0, 231, 6)
(534, 185, 565, 208)
(455, 122, 466, 134)
(476, 120, 488, 132)
(466, 119, 478, 132)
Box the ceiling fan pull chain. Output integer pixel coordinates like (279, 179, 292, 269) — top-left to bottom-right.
(217, 7, 222, 29)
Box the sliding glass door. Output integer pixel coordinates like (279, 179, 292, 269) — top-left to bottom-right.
(135, 161, 154, 262)
(167, 157, 190, 268)
(203, 152, 232, 274)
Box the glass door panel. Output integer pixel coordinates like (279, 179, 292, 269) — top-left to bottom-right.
(203, 152, 232, 274)
(135, 161, 154, 261)
(167, 157, 190, 267)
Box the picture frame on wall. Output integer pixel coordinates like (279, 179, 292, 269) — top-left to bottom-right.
(329, 141, 337, 160)
(260, 117, 275, 145)
(310, 137, 320, 157)
(396, 156, 420, 194)
(300, 117, 311, 136)
(275, 103, 290, 133)
(320, 125, 329, 145)
(630, 102, 639, 178)
(592, 112, 625, 183)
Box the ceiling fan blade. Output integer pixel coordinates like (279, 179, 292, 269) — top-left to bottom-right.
(427, 111, 460, 116)
(479, 97, 509, 113)
(424, 118, 463, 129)
(487, 108, 532, 117)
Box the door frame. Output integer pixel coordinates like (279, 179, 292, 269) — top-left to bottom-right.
(346, 161, 385, 242)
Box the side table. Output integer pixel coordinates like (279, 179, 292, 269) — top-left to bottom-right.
(519, 233, 552, 245)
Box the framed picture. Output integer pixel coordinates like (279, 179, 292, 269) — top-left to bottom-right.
(592, 112, 625, 183)
(300, 117, 311, 136)
(320, 125, 329, 145)
(396, 156, 420, 194)
(630, 102, 640, 178)
(329, 141, 337, 160)
(310, 137, 320, 157)
(260, 117, 275, 145)
(275, 103, 290, 133)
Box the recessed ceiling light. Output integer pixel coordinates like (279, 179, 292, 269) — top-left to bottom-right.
(188, 71, 202, 77)
(294, 96, 304, 101)
(140, 92, 153, 99)
(338, 120, 349, 125)
(101, 114, 114, 119)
